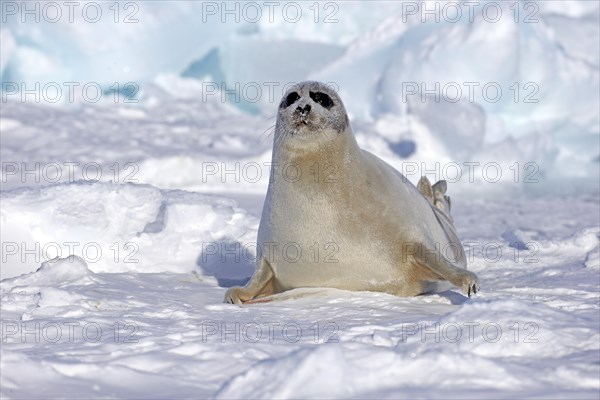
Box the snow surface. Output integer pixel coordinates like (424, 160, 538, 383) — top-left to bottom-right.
(1, 98, 599, 399)
(1, 1, 600, 398)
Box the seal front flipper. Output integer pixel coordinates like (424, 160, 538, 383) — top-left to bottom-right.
(414, 244, 480, 297)
(224, 257, 276, 304)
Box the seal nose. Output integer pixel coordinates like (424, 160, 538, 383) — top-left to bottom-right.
(296, 104, 311, 117)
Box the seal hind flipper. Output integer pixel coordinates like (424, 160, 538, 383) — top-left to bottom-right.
(444, 195, 451, 213)
(432, 180, 453, 222)
(432, 180, 447, 197)
(417, 176, 434, 203)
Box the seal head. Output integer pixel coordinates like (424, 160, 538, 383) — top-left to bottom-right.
(275, 81, 349, 151)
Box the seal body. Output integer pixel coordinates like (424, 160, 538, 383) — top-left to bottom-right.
(225, 81, 479, 304)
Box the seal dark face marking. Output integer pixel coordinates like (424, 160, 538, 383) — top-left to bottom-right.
(309, 91, 334, 110)
(275, 81, 349, 140)
(281, 91, 300, 109)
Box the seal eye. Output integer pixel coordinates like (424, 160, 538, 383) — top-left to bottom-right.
(283, 92, 300, 108)
(309, 91, 333, 109)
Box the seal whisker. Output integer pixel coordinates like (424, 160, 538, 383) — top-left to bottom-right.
(259, 124, 276, 143)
